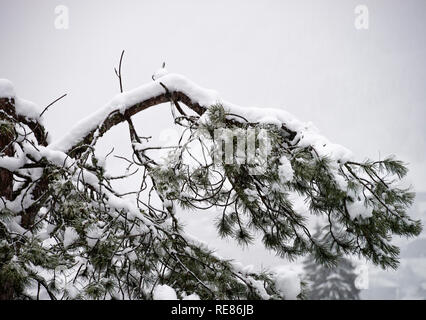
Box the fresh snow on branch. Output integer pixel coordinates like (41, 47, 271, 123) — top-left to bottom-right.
(46, 73, 352, 165)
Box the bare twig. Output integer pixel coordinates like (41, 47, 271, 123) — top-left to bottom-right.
(114, 50, 125, 93)
(39, 93, 67, 117)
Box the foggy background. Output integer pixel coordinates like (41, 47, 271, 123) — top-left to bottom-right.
(1, 0, 425, 299)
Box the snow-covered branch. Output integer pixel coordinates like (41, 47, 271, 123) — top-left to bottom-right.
(0, 67, 421, 300)
(48, 73, 349, 166)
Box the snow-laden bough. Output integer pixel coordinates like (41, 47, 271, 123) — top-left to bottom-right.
(0, 70, 421, 300)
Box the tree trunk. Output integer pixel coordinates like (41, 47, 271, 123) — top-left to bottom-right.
(0, 97, 16, 300)
(0, 97, 15, 200)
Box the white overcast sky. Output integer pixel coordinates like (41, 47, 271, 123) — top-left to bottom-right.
(1, 0, 425, 269)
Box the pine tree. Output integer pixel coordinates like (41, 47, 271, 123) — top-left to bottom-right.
(0, 58, 422, 300)
(304, 226, 360, 300)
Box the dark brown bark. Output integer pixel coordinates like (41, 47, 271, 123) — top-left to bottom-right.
(68, 92, 205, 158)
